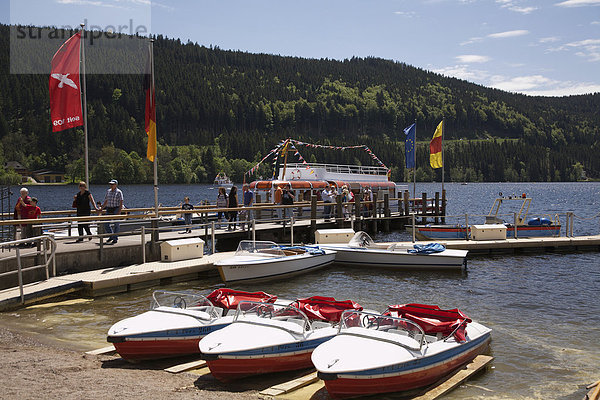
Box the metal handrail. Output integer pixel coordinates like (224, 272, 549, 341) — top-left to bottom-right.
(0, 235, 57, 304)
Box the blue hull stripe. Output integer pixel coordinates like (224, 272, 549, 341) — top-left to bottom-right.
(117, 322, 230, 341)
(215, 335, 333, 358)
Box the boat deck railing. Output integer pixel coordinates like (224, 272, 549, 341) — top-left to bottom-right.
(283, 163, 389, 176)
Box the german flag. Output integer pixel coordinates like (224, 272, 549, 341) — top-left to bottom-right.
(429, 120, 443, 169)
(144, 45, 157, 162)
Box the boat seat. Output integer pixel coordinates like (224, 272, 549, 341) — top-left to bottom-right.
(311, 321, 332, 329)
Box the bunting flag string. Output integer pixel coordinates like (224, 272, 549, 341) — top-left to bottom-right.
(244, 137, 390, 179)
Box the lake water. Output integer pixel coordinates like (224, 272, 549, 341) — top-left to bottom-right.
(2, 182, 600, 399)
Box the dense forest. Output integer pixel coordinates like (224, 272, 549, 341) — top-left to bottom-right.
(0, 24, 599, 184)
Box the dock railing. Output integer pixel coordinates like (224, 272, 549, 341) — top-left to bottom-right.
(0, 235, 57, 304)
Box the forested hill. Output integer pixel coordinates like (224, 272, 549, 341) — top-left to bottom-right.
(0, 23, 599, 184)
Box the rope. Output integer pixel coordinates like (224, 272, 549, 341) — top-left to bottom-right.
(572, 212, 600, 220)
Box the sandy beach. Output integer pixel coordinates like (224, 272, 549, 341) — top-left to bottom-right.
(0, 327, 256, 400)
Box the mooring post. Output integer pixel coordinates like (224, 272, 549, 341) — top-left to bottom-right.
(354, 194, 362, 232)
(310, 195, 317, 240)
(141, 226, 146, 263)
(411, 213, 416, 243)
(383, 193, 390, 232)
(421, 192, 427, 224)
(371, 192, 378, 232)
(256, 194, 262, 220)
(434, 192, 440, 224)
(403, 190, 410, 216)
(514, 212, 518, 239)
(465, 214, 469, 240)
(441, 189, 447, 224)
(290, 216, 294, 246)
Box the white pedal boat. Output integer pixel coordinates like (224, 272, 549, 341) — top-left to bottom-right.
(106, 288, 280, 361)
(199, 296, 362, 382)
(320, 231, 468, 270)
(312, 303, 492, 398)
(215, 240, 336, 283)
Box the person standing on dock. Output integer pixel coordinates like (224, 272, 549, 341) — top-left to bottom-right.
(14, 187, 31, 240)
(274, 185, 283, 223)
(322, 185, 334, 221)
(181, 196, 194, 233)
(73, 181, 98, 242)
(240, 184, 254, 231)
(227, 186, 238, 230)
(216, 187, 228, 228)
(20, 196, 41, 243)
(101, 179, 123, 244)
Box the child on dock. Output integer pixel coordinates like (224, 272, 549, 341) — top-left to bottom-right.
(182, 197, 194, 233)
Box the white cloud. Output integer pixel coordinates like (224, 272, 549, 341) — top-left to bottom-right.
(393, 11, 417, 17)
(455, 54, 491, 63)
(539, 37, 560, 43)
(488, 30, 530, 39)
(555, 0, 600, 7)
(592, 21, 600, 25)
(460, 36, 484, 46)
(496, 0, 538, 13)
(550, 38, 600, 61)
(432, 65, 490, 82)
(491, 74, 600, 95)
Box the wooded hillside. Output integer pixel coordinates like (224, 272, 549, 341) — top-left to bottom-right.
(1, 24, 599, 184)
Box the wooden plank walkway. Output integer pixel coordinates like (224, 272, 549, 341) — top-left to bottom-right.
(437, 235, 600, 254)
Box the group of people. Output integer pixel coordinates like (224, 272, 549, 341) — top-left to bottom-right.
(214, 184, 255, 230)
(13, 188, 41, 245)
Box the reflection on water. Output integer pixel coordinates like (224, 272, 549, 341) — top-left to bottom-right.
(2, 182, 600, 399)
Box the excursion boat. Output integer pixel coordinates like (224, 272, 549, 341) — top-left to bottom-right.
(414, 195, 561, 240)
(319, 231, 468, 271)
(106, 288, 279, 361)
(249, 162, 407, 199)
(213, 172, 233, 188)
(199, 296, 363, 382)
(214, 240, 336, 283)
(312, 304, 492, 399)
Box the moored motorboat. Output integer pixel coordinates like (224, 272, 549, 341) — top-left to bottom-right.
(215, 240, 336, 283)
(312, 303, 492, 399)
(320, 231, 468, 270)
(414, 194, 560, 240)
(106, 288, 278, 361)
(199, 296, 363, 382)
(213, 172, 233, 188)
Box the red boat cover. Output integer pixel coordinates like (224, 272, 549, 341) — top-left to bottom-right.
(206, 288, 277, 310)
(292, 296, 362, 322)
(385, 303, 472, 342)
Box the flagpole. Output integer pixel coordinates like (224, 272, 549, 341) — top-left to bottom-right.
(441, 117, 445, 193)
(150, 38, 159, 217)
(413, 119, 417, 200)
(80, 23, 89, 187)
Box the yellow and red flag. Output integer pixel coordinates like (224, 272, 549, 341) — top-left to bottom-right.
(144, 45, 157, 162)
(429, 120, 443, 169)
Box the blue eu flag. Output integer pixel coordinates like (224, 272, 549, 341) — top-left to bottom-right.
(404, 123, 416, 169)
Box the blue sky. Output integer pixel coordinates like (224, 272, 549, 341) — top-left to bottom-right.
(3, 0, 600, 96)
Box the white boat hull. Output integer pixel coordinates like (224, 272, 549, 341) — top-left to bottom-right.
(321, 244, 467, 270)
(216, 250, 336, 283)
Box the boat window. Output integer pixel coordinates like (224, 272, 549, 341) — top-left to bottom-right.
(150, 290, 217, 319)
(233, 301, 312, 334)
(338, 310, 427, 351)
(234, 240, 286, 257)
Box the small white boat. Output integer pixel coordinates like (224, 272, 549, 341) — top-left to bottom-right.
(199, 296, 363, 382)
(215, 241, 336, 283)
(213, 172, 233, 188)
(320, 231, 468, 271)
(106, 288, 279, 361)
(312, 303, 492, 398)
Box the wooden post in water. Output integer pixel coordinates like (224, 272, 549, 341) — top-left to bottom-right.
(256, 194, 262, 220)
(403, 190, 410, 216)
(336, 195, 343, 227)
(354, 194, 362, 232)
(421, 192, 427, 223)
(371, 192, 378, 232)
(383, 193, 390, 232)
(441, 189, 447, 224)
(310, 195, 317, 241)
(434, 192, 440, 224)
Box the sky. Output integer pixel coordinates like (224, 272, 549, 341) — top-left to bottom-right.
(2, 0, 600, 96)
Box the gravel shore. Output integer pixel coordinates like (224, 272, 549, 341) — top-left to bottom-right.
(0, 327, 256, 400)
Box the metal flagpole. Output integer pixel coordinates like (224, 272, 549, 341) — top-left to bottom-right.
(441, 117, 445, 193)
(150, 39, 159, 217)
(413, 119, 417, 200)
(80, 23, 89, 187)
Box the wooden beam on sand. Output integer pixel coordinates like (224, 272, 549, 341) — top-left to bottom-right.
(259, 371, 318, 396)
(164, 359, 207, 374)
(85, 345, 116, 356)
(585, 380, 600, 400)
(412, 355, 494, 400)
